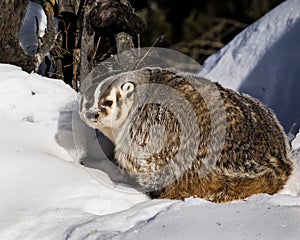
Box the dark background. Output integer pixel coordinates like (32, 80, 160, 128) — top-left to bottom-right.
(130, 0, 284, 63)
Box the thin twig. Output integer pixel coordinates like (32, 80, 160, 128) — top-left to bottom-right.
(135, 35, 164, 70)
(92, 37, 101, 62)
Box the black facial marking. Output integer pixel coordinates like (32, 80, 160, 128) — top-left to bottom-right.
(86, 111, 99, 120)
(99, 107, 108, 115)
(116, 91, 121, 103)
(102, 100, 113, 107)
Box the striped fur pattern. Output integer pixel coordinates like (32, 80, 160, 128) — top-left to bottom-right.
(79, 67, 293, 202)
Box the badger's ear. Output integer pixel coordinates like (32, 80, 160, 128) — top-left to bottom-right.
(121, 82, 135, 97)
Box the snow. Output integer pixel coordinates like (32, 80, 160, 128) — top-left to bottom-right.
(0, 65, 149, 237)
(292, 131, 300, 150)
(117, 196, 300, 240)
(19, 1, 47, 56)
(1, 0, 300, 239)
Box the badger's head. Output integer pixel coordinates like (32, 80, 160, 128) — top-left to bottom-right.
(79, 74, 136, 142)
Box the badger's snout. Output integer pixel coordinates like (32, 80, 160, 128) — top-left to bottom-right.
(86, 110, 99, 120)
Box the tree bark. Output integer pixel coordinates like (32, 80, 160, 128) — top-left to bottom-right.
(0, 0, 56, 73)
(80, 0, 98, 84)
(0, 0, 33, 72)
(80, 0, 147, 83)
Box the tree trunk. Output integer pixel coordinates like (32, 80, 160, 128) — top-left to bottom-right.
(56, 0, 146, 89)
(0, 0, 146, 90)
(0, 0, 56, 73)
(79, 0, 98, 84)
(79, 0, 147, 84)
(0, 0, 33, 72)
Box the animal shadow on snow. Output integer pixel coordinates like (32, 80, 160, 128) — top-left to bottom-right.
(54, 100, 138, 188)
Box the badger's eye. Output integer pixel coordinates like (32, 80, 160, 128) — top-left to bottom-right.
(102, 100, 113, 107)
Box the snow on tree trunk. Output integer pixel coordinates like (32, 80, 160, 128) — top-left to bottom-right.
(0, 0, 56, 73)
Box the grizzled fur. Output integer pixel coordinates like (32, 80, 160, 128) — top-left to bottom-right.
(79, 67, 293, 203)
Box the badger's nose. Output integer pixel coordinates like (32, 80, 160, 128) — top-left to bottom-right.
(86, 111, 99, 120)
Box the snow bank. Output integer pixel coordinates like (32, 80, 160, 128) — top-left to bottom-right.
(202, 0, 300, 137)
(116, 196, 300, 240)
(0, 64, 74, 127)
(0, 65, 149, 236)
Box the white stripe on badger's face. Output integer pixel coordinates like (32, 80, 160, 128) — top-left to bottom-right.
(90, 80, 106, 112)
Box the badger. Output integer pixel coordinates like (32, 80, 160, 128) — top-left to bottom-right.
(79, 67, 293, 203)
